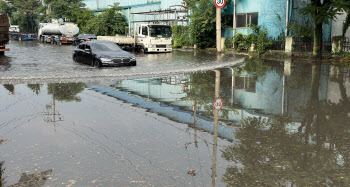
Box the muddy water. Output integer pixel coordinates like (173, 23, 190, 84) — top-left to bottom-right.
(1, 42, 350, 186)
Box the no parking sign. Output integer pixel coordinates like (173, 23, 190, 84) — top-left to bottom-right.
(215, 0, 225, 8)
(213, 99, 223, 110)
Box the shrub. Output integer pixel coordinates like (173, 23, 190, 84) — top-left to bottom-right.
(172, 25, 191, 48)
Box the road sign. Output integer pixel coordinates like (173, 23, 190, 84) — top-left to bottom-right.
(215, 0, 225, 8)
(213, 99, 223, 110)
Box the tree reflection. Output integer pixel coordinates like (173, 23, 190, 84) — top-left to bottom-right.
(47, 83, 86, 102)
(3, 84, 14, 95)
(27, 84, 41, 95)
(0, 161, 4, 187)
(222, 62, 350, 186)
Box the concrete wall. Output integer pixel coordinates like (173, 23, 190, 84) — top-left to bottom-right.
(332, 11, 350, 38)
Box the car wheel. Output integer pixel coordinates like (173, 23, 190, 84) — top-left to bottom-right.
(93, 59, 101, 68)
(73, 55, 78, 62)
(132, 62, 136, 66)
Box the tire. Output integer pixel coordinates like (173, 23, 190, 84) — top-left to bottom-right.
(73, 55, 78, 62)
(93, 59, 101, 68)
(132, 62, 136, 66)
(0, 51, 4, 56)
(140, 47, 145, 53)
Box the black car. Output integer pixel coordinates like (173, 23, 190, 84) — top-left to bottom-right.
(74, 34, 97, 44)
(73, 40, 137, 67)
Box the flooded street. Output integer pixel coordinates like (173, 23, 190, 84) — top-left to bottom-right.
(0, 41, 244, 82)
(1, 42, 350, 186)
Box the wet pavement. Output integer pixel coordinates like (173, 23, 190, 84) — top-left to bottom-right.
(1, 41, 350, 186)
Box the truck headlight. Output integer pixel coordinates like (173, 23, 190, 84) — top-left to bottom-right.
(167, 44, 171, 48)
(148, 44, 153, 48)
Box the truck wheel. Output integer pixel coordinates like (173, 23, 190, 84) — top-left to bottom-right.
(140, 47, 145, 53)
(0, 51, 4, 56)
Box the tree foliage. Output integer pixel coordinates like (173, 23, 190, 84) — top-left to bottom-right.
(83, 3, 128, 36)
(299, 0, 345, 58)
(184, 0, 217, 48)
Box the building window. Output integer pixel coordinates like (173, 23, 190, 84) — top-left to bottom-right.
(235, 12, 259, 28)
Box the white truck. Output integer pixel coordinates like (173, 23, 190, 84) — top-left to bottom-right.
(98, 24, 172, 53)
(38, 22, 79, 45)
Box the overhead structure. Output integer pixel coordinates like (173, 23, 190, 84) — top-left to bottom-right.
(131, 8, 189, 26)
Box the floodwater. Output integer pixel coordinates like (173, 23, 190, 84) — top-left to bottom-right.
(1, 41, 350, 186)
(0, 41, 244, 83)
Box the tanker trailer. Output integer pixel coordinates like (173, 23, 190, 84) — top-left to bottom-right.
(0, 14, 10, 55)
(38, 22, 79, 45)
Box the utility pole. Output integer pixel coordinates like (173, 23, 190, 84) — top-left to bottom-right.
(216, 7, 221, 53)
(215, 0, 225, 53)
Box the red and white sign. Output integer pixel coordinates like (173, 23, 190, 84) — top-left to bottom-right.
(213, 98, 223, 110)
(215, 0, 225, 8)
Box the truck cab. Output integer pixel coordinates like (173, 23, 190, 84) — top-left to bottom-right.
(136, 24, 172, 53)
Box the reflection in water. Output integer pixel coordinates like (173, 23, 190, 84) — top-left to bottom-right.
(212, 70, 220, 187)
(10, 170, 52, 187)
(27, 84, 41, 95)
(2, 58, 350, 186)
(47, 83, 85, 102)
(3, 84, 15, 95)
(97, 58, 350, 186)
(0, 161, 4, 187)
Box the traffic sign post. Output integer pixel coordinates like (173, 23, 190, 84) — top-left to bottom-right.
(215, 0, 226, 8)
(213, 99, 223, 110)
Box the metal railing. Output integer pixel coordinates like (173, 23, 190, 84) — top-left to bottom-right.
(293, 37, 332, 52)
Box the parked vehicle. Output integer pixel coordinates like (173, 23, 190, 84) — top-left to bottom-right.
(73, 40, 136, 68)
(75, 34, 97, 44)
(98, 24, 172, 53)
(38, 22, 79, 45)
(9, 25, 37, 41)
(0, 14, 10, 55)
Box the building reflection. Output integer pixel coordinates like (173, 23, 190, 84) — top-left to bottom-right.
(87, 58, 350, 186)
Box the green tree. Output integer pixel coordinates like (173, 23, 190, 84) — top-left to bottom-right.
(184, 0, 217, 48)
(300, 0, 341, 59)
(83, 3, 128, 36)
(43, 0, 86, 21)
(13, 0, 41, 32)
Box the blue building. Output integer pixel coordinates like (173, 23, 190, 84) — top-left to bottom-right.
(82, 0, 332, 39)
(222, 0, 332, 39)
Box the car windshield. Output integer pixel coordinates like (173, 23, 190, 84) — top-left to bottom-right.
(149, 26, 172, 38)
(91, 42, 121, 52)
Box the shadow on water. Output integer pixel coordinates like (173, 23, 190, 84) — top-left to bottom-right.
(2, 57, 350, 186)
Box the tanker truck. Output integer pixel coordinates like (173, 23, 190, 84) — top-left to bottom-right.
(38, 22, 79, 45)
(0, 14, 10, 55)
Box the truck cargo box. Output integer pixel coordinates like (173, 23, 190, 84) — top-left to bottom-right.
(0, 14, 10, 43)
